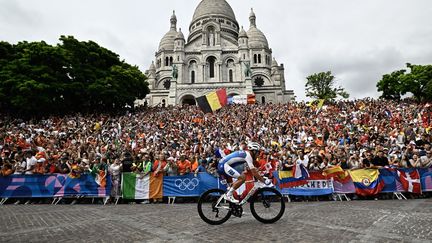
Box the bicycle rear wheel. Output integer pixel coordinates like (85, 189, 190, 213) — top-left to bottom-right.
(197, 189, 232, 225)
(250, 187, 285, 224)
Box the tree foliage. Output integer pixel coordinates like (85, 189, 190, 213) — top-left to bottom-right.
(377, 63, 432, 102)
(305, 71, 349, 100)
(0, 36, 149, 116)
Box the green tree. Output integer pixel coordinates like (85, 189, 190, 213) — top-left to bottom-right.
(376, 70, 406, 100)
(402, 63, 432, 102)
(377, 63, 432, 102)
(305, 71, 349, 100)
(0, 36, 149, 116)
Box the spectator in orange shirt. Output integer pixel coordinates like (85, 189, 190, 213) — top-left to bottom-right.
(153, 153, 167, 177)
(190, 153, 199, 172)
(177, 154, 191, 175)
(1, 162, 14, 176)
(315, 134, 324, 147)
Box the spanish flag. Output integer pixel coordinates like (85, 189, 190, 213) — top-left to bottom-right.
(247, 94, 256, 104)
(348, 169, 384, 196)
(196, 89, 227, 113)
(323, 166, 351, 183)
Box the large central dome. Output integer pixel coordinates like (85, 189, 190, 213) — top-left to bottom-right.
(191, 0, 237, 24)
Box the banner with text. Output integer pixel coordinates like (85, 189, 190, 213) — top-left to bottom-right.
(280, 180, 334, 196)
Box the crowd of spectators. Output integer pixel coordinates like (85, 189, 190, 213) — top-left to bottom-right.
(0, 99, 431, 191)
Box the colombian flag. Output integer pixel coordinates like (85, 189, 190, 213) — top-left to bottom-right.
(349, 169, 384, 196)
(196, 89, 227, 113)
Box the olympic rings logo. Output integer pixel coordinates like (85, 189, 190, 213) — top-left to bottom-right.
(175, 178, 200, 190)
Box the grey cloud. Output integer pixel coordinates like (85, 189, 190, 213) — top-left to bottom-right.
(297, 47, 406, 99)
(0, 1, 42, 27)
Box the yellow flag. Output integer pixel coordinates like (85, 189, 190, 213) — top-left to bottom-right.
(317, 99, 325, 110)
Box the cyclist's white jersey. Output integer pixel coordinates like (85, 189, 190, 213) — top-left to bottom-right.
(217, 151, 255, 179)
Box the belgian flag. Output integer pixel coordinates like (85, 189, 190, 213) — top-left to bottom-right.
(196, 89, 227, 113)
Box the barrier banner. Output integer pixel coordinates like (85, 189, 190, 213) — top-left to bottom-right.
(163, 173, 220, 197)
(333, 180, 356, 194)
(419, 168, 432, 192)
(349, 169, 385, 196)
(280, 180, 334, 196)
(332, 168, 423, 194)
(0, 174, 111, 198)
(379, 169, 404, 193)
(122, 173, 163, 200)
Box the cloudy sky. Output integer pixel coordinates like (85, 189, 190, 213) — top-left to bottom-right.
(1, 0, 431, 100)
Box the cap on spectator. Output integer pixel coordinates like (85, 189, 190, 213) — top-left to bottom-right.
(168, 157, 175, 161)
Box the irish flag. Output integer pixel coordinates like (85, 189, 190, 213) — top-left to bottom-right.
(122, 173, 163, 200)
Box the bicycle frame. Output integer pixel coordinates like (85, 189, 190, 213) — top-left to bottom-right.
(214, 179, 272, 209)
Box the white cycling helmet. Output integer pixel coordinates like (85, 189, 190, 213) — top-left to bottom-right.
(247, 142, 261, 151)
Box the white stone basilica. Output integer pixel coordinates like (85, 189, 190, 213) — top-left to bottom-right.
(144, 0, 294, 106)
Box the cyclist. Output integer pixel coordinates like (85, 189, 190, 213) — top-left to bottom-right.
(217, 142, 271, 203)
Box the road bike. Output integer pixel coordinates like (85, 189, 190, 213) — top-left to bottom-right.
(197, 178, 285, 225)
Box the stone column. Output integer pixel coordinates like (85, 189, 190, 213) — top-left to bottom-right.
(216, 63, 221, 82)
(202, 33, 207, 46)
(245, 77, 253, 95)
(168, 78, 177, 105)
(216, 31, 221, 46)
(202, 64, 206, 83)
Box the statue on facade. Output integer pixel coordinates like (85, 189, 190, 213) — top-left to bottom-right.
(172, 64, 178, 79)
(243, 61, 252, 78)
(209, 32, 215, 46)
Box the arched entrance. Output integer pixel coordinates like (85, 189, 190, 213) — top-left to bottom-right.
(181, 95, 196, 106)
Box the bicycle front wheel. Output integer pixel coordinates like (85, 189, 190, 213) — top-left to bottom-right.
(197, 189, 232, 225)
(250, 187, 285, 224)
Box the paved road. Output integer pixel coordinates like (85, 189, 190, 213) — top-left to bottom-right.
(0, 199, 431, 242)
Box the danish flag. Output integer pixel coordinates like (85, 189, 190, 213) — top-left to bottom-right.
(397, 169, 422, 194)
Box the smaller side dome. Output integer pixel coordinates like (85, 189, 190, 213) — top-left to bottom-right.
(159, 30, 177, 50)
(159, 10, 178, 51)
(239, 26, 248, 38)
(247, 8, 268, 48)
(247, 27, 268, 48)
(149, 61, 156, 71)
(175, 28, 185, 40)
